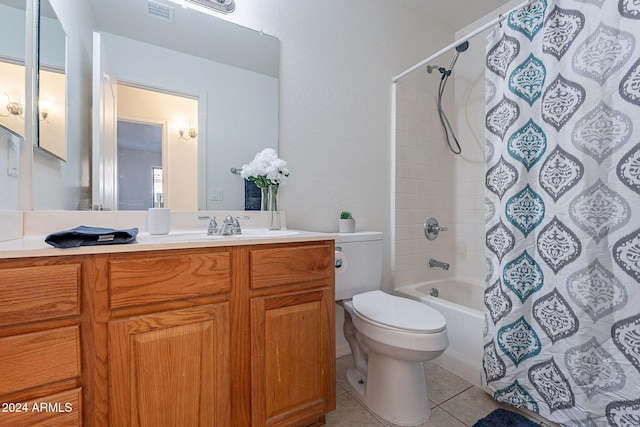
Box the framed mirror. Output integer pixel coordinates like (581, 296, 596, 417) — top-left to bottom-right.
(31, 0, 279, 211)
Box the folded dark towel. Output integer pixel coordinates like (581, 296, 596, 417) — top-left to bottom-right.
(45, 225, 139, 249)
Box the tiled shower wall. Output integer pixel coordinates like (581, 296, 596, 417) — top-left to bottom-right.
(392, 80, 486, 289)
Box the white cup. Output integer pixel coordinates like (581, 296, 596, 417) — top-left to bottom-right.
(148, 208, 170, 235)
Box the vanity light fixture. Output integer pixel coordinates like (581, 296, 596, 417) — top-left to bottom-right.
(179, 127, 198, 140)
(166, 0, 235, 15)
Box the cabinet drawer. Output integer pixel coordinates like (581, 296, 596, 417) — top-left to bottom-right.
(250, 244, 333, 290)
(0, 387, 82, 427)
(109, 252, 231, 309)
(0, 265, 80, 327)
(0, 326, 81, 396)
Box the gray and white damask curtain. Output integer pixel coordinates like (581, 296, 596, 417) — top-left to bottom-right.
(483, 0, 640, 425)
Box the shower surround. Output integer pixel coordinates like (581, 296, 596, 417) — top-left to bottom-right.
(392, 77, 487, 288)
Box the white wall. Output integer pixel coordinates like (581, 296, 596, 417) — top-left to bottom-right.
(215, 1, 454, 356)
(219, 1, 453, 291)
(0, 128, 20, 210)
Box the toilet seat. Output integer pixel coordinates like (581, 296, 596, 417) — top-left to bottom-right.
(352, 290, 446, 333)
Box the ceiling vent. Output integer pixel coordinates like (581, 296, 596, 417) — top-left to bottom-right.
(147, 1, 174, 23)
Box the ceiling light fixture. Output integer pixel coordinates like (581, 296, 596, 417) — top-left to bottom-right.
(166, 0, 235, 15)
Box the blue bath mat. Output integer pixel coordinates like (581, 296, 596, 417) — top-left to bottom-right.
(472, 409, 542, 427)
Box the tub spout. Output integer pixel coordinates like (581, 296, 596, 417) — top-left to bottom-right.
(428, 258, 450, 270)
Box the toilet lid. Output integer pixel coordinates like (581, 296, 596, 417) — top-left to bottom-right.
(352, 290, 446, 333)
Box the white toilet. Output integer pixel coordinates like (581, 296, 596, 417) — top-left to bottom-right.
(335, 232, 448, 426)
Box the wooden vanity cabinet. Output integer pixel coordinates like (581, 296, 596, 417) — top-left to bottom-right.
(96, 248, 233, 427)
(1, 238, 336, 427)
(248, 242, 336, 427)
(0, 257, 84, 427)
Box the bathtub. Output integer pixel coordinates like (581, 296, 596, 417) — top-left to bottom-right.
(395, 279, 485, 386)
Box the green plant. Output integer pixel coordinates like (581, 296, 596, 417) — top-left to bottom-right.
(340, 211, 353, 220)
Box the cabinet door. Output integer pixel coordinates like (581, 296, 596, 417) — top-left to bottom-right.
(108, 304, 230, 427)
(251, 288, 335, 427)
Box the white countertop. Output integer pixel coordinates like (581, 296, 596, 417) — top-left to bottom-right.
(0, 229, 337, 259)
(0, 210, 338, 259)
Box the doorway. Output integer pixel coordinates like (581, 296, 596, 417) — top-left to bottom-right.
(117, 120, 163, 210)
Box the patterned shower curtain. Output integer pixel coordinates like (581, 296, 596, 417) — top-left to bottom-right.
(483, 0, 640, 425)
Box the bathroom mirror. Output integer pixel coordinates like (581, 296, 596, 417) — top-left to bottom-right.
(31, 0, 279, 210)
(0, 0, 26, 140)
(0, 1, 26, 211)
(37, 0, 67, 160)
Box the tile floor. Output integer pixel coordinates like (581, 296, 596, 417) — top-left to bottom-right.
(326, 355, 558, 427)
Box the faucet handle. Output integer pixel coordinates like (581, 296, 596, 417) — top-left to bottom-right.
(424, 217, 447, 240)
(232, 215, 250, 234)
(200, 216, 218, 235)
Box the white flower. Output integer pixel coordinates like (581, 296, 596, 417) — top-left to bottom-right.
(241, 148, 289, 188)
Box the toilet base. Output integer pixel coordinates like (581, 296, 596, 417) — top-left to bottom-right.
(347, 354, 430, 426)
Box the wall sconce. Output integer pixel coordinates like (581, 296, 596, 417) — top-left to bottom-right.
(1, 93, 24, 119)
(179, 127, 198, 140)
(39, 100, 51, 123)
(0, 94, 51, 122)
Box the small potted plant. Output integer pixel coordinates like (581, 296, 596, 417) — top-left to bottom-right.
(339, 211, 355, 233)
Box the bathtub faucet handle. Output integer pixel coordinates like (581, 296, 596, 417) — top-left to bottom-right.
(424, 217, 447, 240)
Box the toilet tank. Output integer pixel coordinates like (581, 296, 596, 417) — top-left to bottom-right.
(335, 231, 383, 301)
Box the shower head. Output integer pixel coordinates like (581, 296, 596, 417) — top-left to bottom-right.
(455, 41, 469, 53)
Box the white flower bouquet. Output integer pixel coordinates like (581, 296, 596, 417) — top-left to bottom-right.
(240, 148, 290, 188)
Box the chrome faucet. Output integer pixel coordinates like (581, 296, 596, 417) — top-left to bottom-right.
(219, 216, 236, 235)
(199, 215, 249, 236)
(428, 258, 450, 270)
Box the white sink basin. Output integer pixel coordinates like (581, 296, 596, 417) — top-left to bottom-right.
(148, 229, 299, 242)
(237, 229, 299, 238)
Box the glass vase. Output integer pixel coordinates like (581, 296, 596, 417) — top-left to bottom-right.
(261, 184, 281, 230)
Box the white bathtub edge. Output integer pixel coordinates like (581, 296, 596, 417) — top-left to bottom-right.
(395, 280, 485, 388)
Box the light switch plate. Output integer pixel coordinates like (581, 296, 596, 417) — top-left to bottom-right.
(210, 188, 223, 201)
